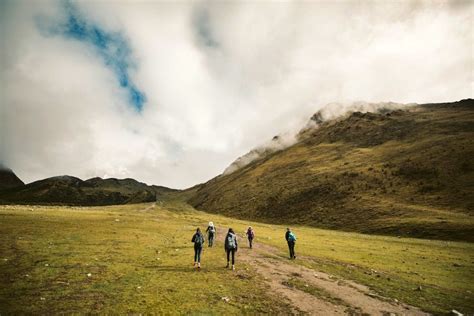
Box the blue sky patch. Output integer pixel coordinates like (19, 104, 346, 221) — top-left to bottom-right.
(36, 1, 146, 112)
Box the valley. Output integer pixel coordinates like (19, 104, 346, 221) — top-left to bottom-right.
(1, 202, 472, 315)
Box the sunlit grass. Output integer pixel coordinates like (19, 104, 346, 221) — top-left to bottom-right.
(0, 204, 291, 314)
(174, 201, 474, 315)
(1, 202, 473, 314)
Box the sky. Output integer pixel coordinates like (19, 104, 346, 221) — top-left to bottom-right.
(0, 0, 472, 189)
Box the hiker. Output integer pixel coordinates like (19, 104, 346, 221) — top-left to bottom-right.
(285, 227, 296, 259)
(191, 228, 205, 270)
(206, 221, 216, 247)
(224, 228, 238, 270)
(246, 226, 255, 249)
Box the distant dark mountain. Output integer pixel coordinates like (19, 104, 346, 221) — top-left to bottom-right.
(0, 174, 178, 206)
(186, 99, 474, 242)
(0, 168, 25, 190)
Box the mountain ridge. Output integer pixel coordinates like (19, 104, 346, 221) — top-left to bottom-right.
(1, 99, 473, 241)
(186, 99, 474, 242)
(0, 174, 178, 206)
(0, 168, 25, 191)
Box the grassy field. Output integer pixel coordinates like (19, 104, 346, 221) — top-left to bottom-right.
(0, 203, 292, 314)
(1, 202, 473, 315)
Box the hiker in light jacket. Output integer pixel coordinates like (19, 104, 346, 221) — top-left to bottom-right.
(285, 227, 296, 259)
(191, 228, 205, 270)
(205, 221, 216, 247)
(246, 226, 255, 249)
(224, 228, 238, 270)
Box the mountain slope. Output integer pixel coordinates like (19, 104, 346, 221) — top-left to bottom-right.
(0, 175, 177, 206)
(187, 99, 474, 241)
(0, 168, 25, 190)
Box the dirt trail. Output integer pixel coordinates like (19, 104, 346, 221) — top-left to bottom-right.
(140, 203, 156, 212)
(231, 235, 429, 315)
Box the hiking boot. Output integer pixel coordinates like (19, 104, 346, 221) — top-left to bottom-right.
(225, 263, 229, 268)
(232, 265, 235, 271)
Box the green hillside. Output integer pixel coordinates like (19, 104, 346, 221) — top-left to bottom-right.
(187, 99, 474, 242)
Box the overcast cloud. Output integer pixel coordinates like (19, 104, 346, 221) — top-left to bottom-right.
(0, 0, 472, 188)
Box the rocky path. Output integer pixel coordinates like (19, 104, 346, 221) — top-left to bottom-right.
(236, 238, 429, 315)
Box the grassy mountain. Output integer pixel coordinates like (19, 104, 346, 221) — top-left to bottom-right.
(0, 175, 176, 206)
(187, 99, 474, 242)
(0, 168, 25, 190)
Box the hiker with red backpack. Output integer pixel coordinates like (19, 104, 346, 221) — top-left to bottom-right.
(224, 228, 238, 270)
(285, 227, 297, 259)
(191, 228, 205, 270)
(246, 226, 255, 249)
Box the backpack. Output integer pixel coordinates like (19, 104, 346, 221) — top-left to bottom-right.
(248, 229, 254, 238)
(288, 232, 296, 242)
(194, 233, 204, 246)
(226, 233, 236, 249)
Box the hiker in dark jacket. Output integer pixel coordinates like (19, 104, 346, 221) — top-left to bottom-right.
(285, 227, 296, 259)
(191, 228, 205, 270)
(224, 228, 238, 270)
(205, 221, 216, 247)
(246, 226, 255, 249)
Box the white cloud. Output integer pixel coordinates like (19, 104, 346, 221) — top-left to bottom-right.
(1, 0, 472, 188)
